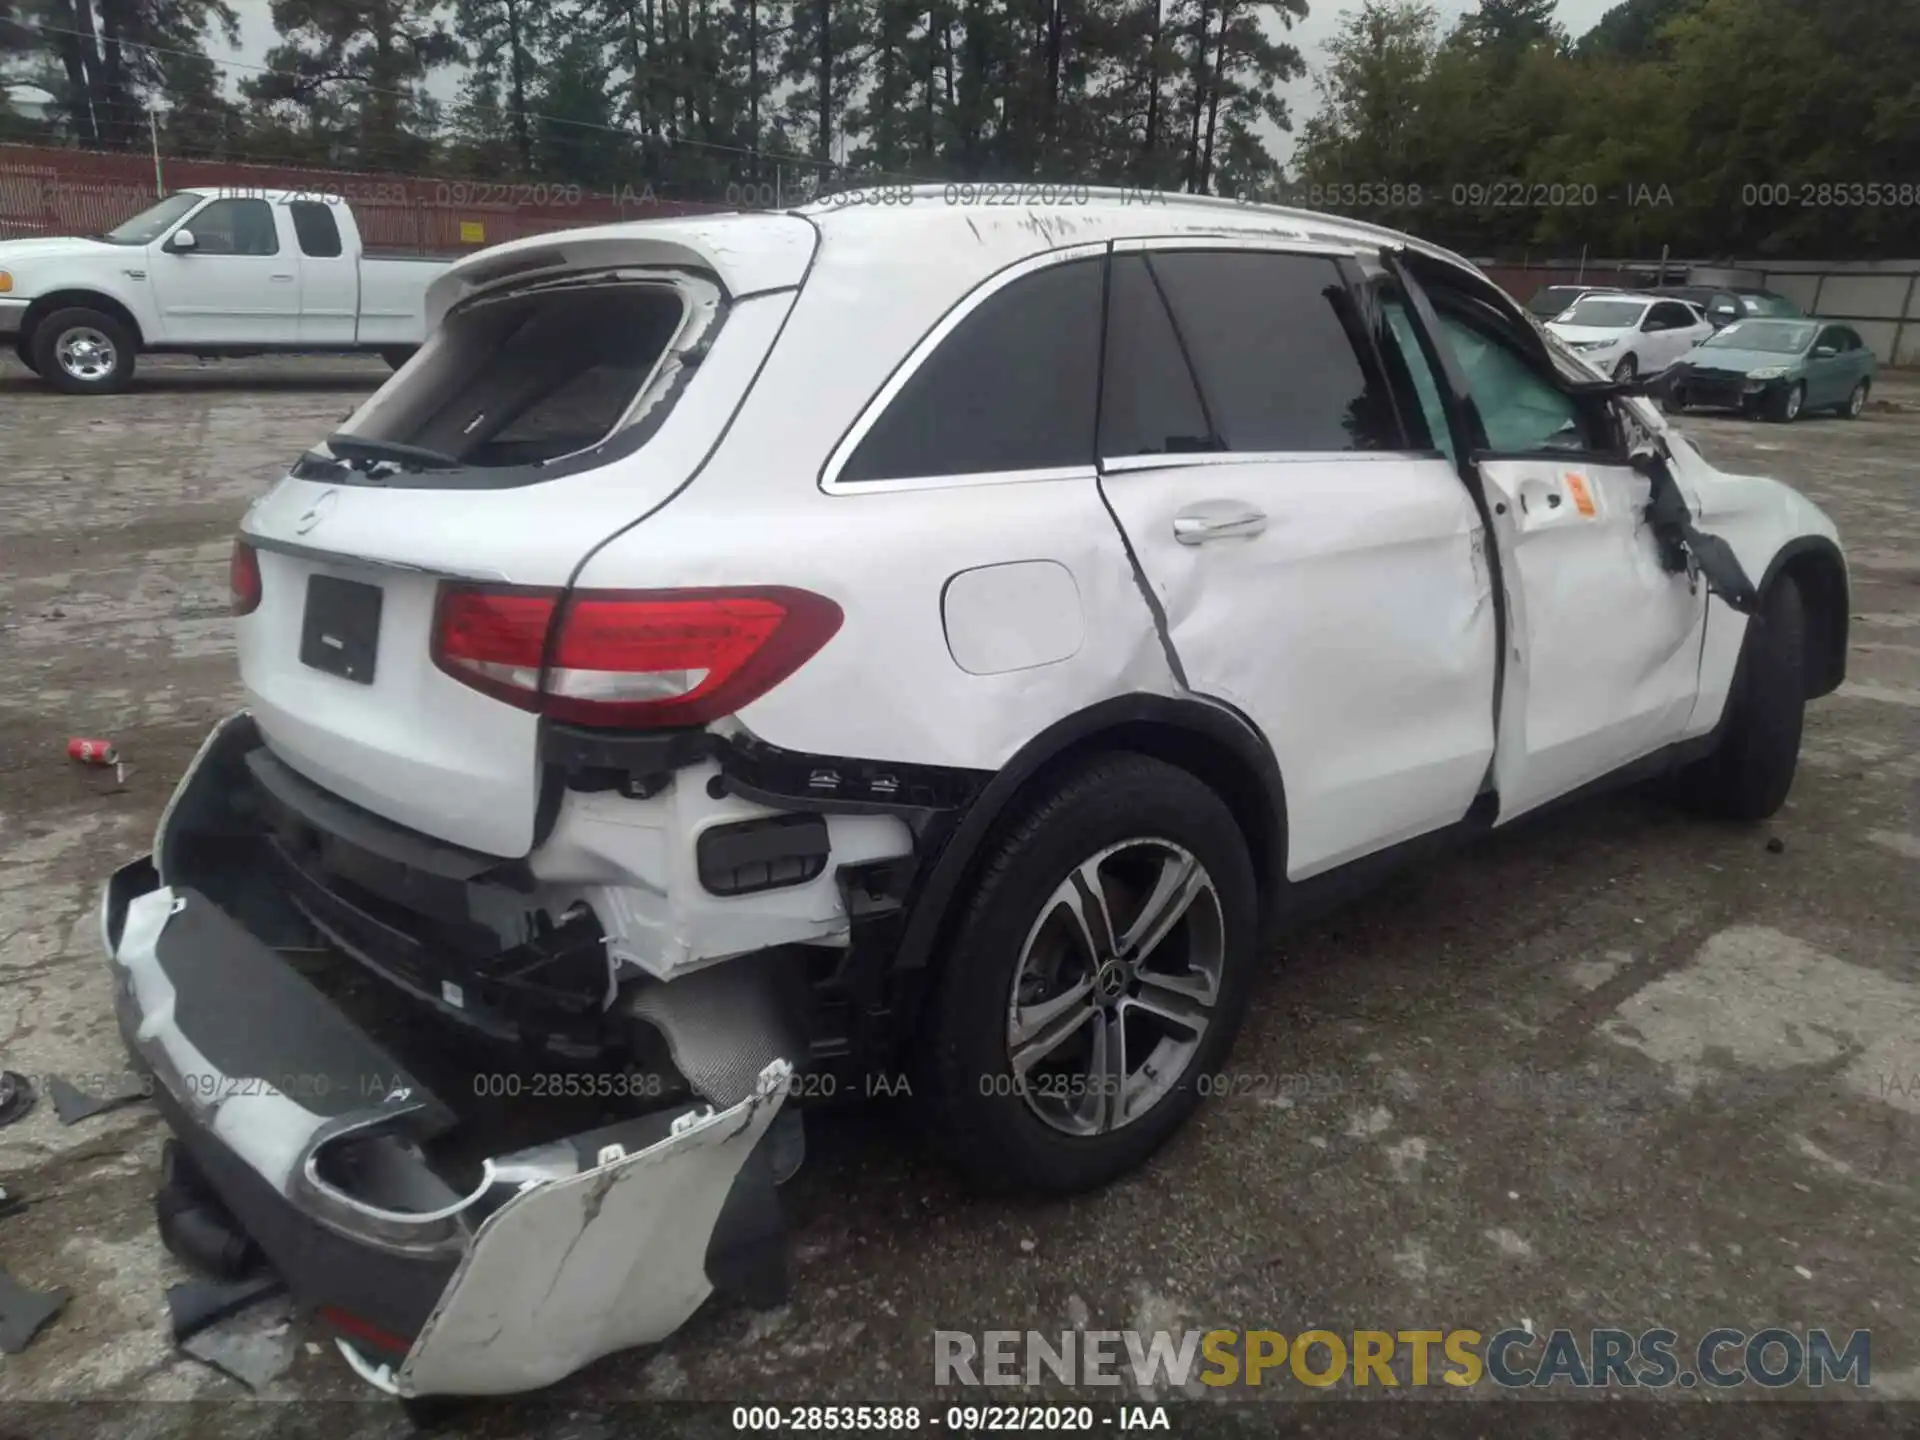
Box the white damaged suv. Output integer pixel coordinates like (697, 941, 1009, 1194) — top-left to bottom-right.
(101, 188, 1848, 1397)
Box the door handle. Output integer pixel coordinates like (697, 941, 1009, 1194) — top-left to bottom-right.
(270, 273, 296, 282)
(1173, 501, 1268, 545)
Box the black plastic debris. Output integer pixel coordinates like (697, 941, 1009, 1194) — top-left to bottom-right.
(48, 1073, 148, 1125)
(167, 1273, 285, 1344)
(0, 1071, 34, 1128)
(0, 1268, 71, 1354)
(1766, 836, 1786, 854)
(168, 1276, 294, 1391)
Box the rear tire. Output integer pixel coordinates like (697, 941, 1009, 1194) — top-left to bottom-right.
(918, 754, 1258, 1195)
(1839, 380, 1868, 419)
(12, 340, 39, 376)
(32, 306, 137, 394)
(1662, 384, 1687, 414)
(1675, 576, 1806, 822)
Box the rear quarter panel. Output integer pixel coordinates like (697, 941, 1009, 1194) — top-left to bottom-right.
(568, 240, 1179, 771)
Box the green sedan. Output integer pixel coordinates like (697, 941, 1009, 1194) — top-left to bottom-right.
(1664, 319, 1878, 422)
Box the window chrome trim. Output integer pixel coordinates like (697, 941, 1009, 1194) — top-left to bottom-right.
(820, 242, 1110, 495)
(1101, 450, 1449, 474)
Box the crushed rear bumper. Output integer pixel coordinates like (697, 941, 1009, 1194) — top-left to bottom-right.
(100, 747, 795, 1395)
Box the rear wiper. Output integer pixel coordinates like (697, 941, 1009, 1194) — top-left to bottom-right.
(323, 434, 462, 472)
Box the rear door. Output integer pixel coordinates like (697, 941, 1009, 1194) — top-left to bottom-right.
(1642, 300, 1702, 371)
(1096, 240, 1497, 879)
(1390, 275, 1707, 820)
(288, 199, 358, 345)
(146, 196, 300, 344)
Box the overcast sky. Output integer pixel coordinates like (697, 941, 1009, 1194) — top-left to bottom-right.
(205, 0, 1626, 168)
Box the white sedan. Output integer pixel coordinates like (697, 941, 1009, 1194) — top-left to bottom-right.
(1548, 294, 1716, 383)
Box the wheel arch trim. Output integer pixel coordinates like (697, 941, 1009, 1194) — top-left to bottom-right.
(894, 692, 1288, 979)
(21, 290, 147, 349)
(1760, 534, 1849, 699)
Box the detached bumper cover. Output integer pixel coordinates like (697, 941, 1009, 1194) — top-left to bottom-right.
(102, 863, 792, 1396)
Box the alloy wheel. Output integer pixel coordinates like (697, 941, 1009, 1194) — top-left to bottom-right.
(55, 327, 117, 384)
(1005, 838, 1225, 1137)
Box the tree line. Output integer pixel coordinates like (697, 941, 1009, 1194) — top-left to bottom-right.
(1, 0, 1914, 257)
(0, 1, 1312, 203)
(1290, 0, 1919, 258)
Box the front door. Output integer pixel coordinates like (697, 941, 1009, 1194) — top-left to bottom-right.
(1096, 241, 1498, 879)
(1391, 278, 1708, 821)
(146, 196, 300, 345)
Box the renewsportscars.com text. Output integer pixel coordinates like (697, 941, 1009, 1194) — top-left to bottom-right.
(934, 1327, 1872, 1390)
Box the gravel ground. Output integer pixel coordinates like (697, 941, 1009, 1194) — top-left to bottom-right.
(0, 352, 1915, 1437)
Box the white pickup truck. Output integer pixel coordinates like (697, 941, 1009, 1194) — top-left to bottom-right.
(0, 187, 454, 393)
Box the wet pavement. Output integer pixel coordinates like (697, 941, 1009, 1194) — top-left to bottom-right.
(0, 353, 1915, 1433)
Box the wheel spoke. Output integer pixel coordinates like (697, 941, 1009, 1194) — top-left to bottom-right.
(1116, 852, 1203, 964)
(1125, 971, 1213, 1036)
(1008, 977, 1097, 1075)
(1058, 859, 1116, 965)
(1091, 1010, 1128, 1133)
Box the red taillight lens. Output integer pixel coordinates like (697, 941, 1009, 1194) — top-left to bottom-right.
(432, 585, 842, 728)
(230, 539, 262, 616)
(431, 587, 561, 711)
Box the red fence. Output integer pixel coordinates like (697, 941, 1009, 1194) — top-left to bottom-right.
(0, 144, 722, 252)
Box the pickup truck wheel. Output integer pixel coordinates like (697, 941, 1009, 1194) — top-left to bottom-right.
(1675, 575, 1806, 822)
(918, 754, 1257, 1195)
(381, 346, 418, 370)
(33, 307, 137, 394)
(12, 340, 39, 376)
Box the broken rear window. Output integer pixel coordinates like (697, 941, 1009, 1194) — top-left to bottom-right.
(308, 274, 721, 488)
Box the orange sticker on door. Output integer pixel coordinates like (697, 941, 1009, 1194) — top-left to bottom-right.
(1563, 472, 1597, 518)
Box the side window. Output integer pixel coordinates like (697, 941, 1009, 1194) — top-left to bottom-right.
(1837, 328, 1862, 352)
(187, 199, 279, 256)
(1099, 254, 1213, 458)
(1146, 250, 1401, 453)
(288, 201, 343, 258)
(838, 258, 1102, 483)
(1434, 309, 1592, 455)
(1817, 326, 1846, 353)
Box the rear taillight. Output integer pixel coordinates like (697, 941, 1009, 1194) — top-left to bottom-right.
(230, 539, 262, 616)
(431, 585, 843, 728)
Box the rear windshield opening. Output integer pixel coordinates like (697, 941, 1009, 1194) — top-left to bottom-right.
(353, 282, 689, 470)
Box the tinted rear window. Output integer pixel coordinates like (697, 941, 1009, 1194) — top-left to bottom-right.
(289, 201, 343, 258)
(1145, 250, 1399, 452)
(321, 280, 697, 480)
(838, 258, 1102, 483)
(1099, 254, 1214, 458)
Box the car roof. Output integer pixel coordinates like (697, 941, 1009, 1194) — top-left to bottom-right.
(790, 184, 1483, 272)
(438, 185, 1500, 321)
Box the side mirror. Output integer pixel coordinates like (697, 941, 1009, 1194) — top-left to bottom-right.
(167, 228, 197, 252)
(1814, 345, 1838, 358)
